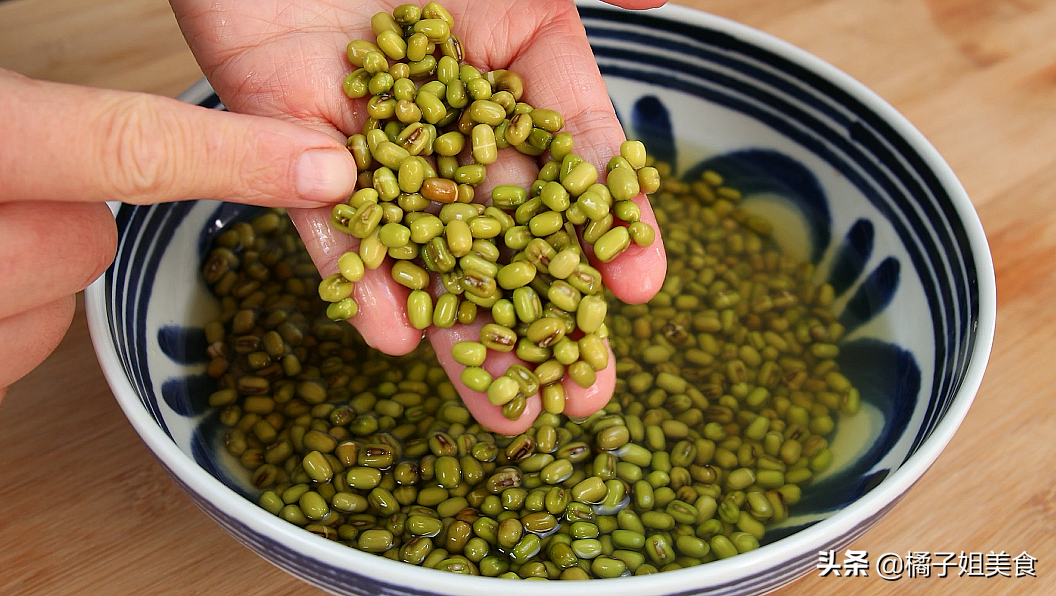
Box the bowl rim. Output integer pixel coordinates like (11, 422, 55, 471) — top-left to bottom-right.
(86, 1, 997, 594)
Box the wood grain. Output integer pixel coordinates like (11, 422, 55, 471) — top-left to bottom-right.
(0, 0, 1051, 594)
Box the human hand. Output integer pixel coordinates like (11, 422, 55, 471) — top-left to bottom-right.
(171, 0, 669, 433)
(0, 68, 357, 403)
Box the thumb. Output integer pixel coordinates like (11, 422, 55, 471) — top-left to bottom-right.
(0, 69, 355, 207)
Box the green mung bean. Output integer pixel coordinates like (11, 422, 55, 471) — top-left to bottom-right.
(406, 290, 434, 330)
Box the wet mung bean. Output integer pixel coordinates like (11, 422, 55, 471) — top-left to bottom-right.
(201, 158, 860, 579)
(199, 0, 863, 582)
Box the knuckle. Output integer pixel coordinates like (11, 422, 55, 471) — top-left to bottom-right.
(94, 95, 184, 200)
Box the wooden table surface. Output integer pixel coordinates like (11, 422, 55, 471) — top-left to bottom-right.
(1, 0, 1052, 594)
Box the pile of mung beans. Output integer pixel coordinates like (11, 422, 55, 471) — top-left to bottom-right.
(319, 1, 660, 421)
(197, 0, 862, 580)
(199, 161, 860, 578)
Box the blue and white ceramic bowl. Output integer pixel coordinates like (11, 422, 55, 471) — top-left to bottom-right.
(86, 2, 996, 595)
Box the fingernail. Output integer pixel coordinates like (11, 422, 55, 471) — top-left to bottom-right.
(295, 149, 356, 202)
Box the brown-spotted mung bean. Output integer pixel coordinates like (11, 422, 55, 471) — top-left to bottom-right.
(202, 0, 863, 581)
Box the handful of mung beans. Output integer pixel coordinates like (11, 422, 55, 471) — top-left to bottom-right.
(319, 1, 660, 422)
(200, 160, 860, 578)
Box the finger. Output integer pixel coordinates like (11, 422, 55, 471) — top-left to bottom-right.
(0, 202, 117, 321)
(584, 196, 668, 304)
(429, 319, 543, 435)
(0, 69, 355, 207)
(288, 206, 423, 355)
(562, 345, 617, 418)
(0, 295, 76, 390)
(428, 320, 616, 435)
(497, 8, 668, 303)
